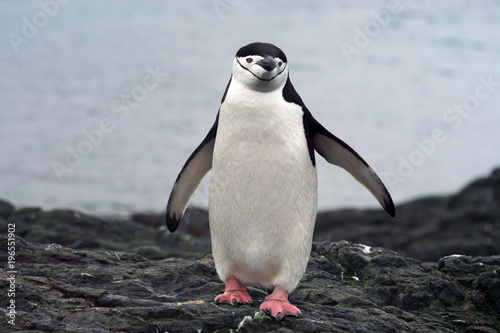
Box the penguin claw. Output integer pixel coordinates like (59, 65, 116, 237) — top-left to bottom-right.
(215, 292, 253, 307)
(259, 286, 302, 321)
(214, 277, 254, 307)
(260, 300, 301, 321)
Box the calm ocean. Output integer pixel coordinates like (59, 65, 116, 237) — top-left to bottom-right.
(1, 1, 499, 215)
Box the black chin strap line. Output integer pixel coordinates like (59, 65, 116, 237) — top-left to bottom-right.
(236, 59, 287, 82)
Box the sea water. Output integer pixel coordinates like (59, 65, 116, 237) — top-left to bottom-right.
(0, 1, 499, 215)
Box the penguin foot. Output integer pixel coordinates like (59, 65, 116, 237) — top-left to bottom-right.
(259, 286, 302, 321)
(215, 276, 253, 306)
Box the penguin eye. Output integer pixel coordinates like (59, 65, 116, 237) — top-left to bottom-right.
(278, 61, 282, 67)
(246, 58, 253, 63)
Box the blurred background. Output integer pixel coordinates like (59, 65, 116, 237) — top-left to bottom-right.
(1, 0, 499, 216)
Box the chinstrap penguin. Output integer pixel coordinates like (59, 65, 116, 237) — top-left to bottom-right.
(166, 42, 395, 321)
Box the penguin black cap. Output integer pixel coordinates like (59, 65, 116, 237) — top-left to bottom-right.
(236, 42, 288, 63)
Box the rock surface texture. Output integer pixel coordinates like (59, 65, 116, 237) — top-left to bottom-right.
(0, 237, 499, 332)
(315, 168, 500, 262)
(0, 168, 499, 332)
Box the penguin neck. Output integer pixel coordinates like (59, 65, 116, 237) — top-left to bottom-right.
(219, 78, 304, 135)
(224, 79, 284, 108)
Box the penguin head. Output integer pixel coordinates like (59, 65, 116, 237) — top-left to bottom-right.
(232, 42, 288, 92)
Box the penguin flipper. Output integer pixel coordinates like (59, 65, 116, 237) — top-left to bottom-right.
(166, 115, 218, 232)
(309, 117, 395, 217)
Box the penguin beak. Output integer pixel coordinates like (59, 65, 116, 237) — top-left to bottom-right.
(256, 56, 276, 71)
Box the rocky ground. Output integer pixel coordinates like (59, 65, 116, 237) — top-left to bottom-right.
(0, 168, 499, 332)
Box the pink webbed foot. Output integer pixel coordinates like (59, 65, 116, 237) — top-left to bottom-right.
(259, 286, 302, 322)
(215, 276, 253, 307)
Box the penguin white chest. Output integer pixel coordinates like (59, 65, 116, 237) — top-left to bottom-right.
(209, 87, 318, 291)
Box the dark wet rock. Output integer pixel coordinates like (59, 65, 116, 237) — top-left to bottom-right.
(0, 168, 499, 331)
(3, 206, 210, 261)
(133, 207, 209, 238)
(438, 255, 500, 313)
(315, 168, 500, 262)
(1, 237, 499, 332)
(0, 199, 15, 220)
